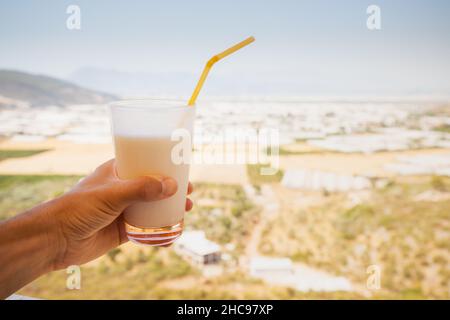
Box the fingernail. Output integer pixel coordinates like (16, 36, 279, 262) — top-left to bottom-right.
(161, 178, 177, 196)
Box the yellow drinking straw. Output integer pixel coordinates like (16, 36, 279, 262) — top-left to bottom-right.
(188, 36, 255, 106)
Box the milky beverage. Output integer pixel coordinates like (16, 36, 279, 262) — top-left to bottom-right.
(109, 100, 195, 246)
(114, 135, 189, 228)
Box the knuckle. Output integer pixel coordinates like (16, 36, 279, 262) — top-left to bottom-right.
(140, 177, 162, 200)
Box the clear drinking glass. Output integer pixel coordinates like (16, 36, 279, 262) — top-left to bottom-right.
(109, 99, 195, 246)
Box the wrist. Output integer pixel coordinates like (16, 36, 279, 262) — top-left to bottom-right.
(13, 197, 69, 273)
(35, 197, 68, 272)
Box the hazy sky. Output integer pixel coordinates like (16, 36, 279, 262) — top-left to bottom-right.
(1, 0, 450, 97)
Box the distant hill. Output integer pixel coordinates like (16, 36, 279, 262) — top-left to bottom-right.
(0, 69, 117, 107)
(69, 67, 196, 97)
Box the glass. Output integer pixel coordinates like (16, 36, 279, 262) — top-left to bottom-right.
(109, 99, 195, 246)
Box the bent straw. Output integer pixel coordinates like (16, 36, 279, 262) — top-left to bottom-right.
(188, 36, 255, 106)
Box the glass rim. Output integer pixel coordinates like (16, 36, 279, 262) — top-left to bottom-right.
(109, 98, 193, 111)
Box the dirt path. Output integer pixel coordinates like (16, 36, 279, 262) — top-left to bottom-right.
(245, 208, 269, 258)
(244, 184, 279, 258)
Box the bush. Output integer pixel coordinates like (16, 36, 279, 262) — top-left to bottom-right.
(246, 164, 284, 186)
(107, 248, 121, 263)
(430, 176, 448, 192)
(337, 204, 375, 240)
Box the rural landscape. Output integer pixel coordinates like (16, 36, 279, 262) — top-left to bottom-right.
(0, 69, 449, 299)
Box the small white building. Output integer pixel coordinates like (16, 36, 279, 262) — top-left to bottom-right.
(248, 256, 353, 292)
(174, 231, 221, 266)
(248, 257, 293, 277)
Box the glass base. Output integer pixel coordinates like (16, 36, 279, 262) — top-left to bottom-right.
(125, 220, 183, 246)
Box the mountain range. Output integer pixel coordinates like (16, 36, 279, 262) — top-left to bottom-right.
(0, 69, 117, 107)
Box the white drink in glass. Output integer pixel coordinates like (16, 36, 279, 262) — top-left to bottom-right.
(110, 100, 195, 246)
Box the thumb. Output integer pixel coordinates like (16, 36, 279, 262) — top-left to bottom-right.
(107, 176, 178, 209)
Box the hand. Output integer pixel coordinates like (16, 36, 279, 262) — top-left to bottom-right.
(47, 159, 194, 270)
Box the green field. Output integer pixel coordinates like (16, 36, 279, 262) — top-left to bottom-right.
(0, 149, 49, 162)
(433, 124, 450, 134)
(0, 174, 81, 220)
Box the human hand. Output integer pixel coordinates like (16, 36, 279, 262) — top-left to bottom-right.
(47, 159, 193, 270)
